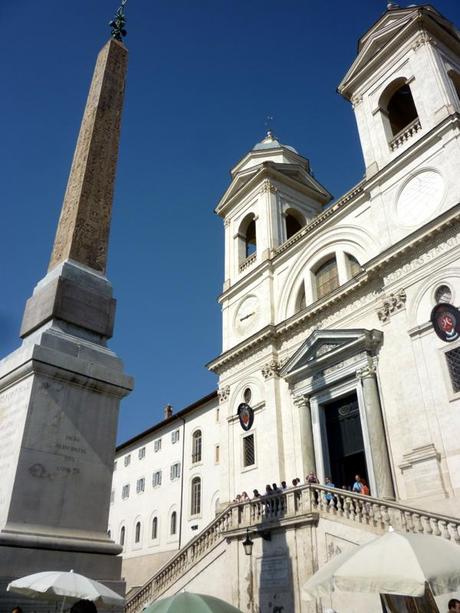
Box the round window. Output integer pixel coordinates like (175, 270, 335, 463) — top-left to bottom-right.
(243, 388, 252, 404)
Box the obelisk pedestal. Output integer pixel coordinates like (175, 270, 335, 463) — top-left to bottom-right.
(0, 34, 133, 607)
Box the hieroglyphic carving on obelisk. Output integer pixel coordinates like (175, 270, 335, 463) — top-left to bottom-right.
(48, 38, 127, 274)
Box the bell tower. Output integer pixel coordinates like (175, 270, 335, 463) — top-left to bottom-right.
(339, 5, 460, 178)
(215, 131, 331, 352)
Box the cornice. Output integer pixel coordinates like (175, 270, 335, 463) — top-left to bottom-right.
(207, 325, 277, 373)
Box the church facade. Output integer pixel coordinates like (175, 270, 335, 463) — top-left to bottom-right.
(110, 3, 460, 597)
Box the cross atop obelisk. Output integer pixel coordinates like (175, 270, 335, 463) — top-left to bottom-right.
(48, 6, 128, 274)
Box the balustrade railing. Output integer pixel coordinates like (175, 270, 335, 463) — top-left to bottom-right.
(239, 252, 256, 272)
(126, 484, 460, 613)
(389, 116, 422, 151)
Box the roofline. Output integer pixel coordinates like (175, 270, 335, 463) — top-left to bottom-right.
(116, 390, 218, 452)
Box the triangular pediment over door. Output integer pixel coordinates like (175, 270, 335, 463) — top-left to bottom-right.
(279, 329, 383, 384)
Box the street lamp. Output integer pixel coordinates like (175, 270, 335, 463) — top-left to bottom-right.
(242, 528, 254, 556)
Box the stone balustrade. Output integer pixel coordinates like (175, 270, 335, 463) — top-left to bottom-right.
(389, 117, 422, 151)
(126, 484, 460, 612)
(239, 252, 257, 272)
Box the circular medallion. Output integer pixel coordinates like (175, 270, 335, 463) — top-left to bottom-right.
(396, 170, 444, 227)
(237, 403, 254, 431)
(234, 295, 259, 336)
(431, 303, 460, 343)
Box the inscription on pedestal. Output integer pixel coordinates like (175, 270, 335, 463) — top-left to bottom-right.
(258, 557, 289, 588)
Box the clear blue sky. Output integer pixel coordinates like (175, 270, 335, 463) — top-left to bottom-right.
(1, 1, 459, 443)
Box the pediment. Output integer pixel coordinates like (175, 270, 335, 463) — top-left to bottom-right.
(215, 162, 331, 216)
(339, 6, 460, 97)
(339, 9, 418, 95)
(280, 329, 382, 380)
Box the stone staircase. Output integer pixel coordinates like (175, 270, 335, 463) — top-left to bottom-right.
(125, 484, 460, 613)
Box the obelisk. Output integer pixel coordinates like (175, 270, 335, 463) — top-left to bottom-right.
(0, 4, 133, 605)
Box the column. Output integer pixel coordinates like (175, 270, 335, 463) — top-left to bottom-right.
(293, 395, 316, 477)
(356, 364, 395, 499)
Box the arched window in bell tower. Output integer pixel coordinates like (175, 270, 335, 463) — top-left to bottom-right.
(238, 214, 257, 263)
(380, 78, 419, 140)
(285, 208, 305, 240)
(448, 70, 460, 104)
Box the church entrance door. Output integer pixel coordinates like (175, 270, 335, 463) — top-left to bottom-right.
(324, 392, 368, 489)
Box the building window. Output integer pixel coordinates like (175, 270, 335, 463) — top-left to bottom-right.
(238, 213, 257, 264)
(122, 484, 130, 499)
(315, 257, 339, 299)
(446, 347, 460, 393)
(243, 434, 255, 467)
(138, 447, 146, 460)
(152, 517, 158, 540)
(379, 78, 419, 144)
(108, 529, 111, 539)
(120, 526, 125, 546)
(136, 478, 145, 494)
(215, 445, 220, 464)
(110, 490, 115, 504)
(113, 461, 117, 471)
(135, 521, 141, 543)
(192, 430, 202, 463)
(154, 438, 162, 452)
(449, 70, 460, 103)
(124, 454, 131, 467)
(243, 387, 252, 404)
(245, 219, 256, 258)
(170, 511, 177, 535)
(435, 285, 452, 304)
(285, 209, 304, 240)
(347, 254, 361, 278)
(152, 471, 162, 487)
(170, 463, 181, 480)
(216, 407, 220, 422)
(191, 477, 201, 516)
(171, 430, 180, 444)
(386, 82, 418, 136)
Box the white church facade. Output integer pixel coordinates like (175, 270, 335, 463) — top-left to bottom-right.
(110, 4, 460, 609)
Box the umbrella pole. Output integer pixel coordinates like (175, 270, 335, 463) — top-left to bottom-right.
(59, 596, 67, 613)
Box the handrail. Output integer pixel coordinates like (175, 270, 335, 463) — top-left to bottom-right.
(126, 483, 460, 612)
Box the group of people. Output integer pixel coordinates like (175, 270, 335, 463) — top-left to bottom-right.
(232, 472, 371, 504)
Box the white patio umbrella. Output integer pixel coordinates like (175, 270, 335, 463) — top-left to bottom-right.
(302, 530, 460, 600)
(7, 570, 125, 610)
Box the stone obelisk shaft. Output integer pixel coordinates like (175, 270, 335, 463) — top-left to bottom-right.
(49, 38, 127, 274)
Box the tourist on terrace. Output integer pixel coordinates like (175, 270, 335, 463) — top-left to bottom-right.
(252, 489, 261, 498)
(281, 480, 287, 489)
(324, 476, 336, 505)
(448, 598, 460, 612)
(306, 471, 319, 484)
(352, 474, 363, 493)
(241, 491, 249, 501)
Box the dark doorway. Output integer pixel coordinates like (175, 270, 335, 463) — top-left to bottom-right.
(324, 392, 368, 489)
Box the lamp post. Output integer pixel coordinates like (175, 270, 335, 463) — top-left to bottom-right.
(243, 528, 254, 556)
